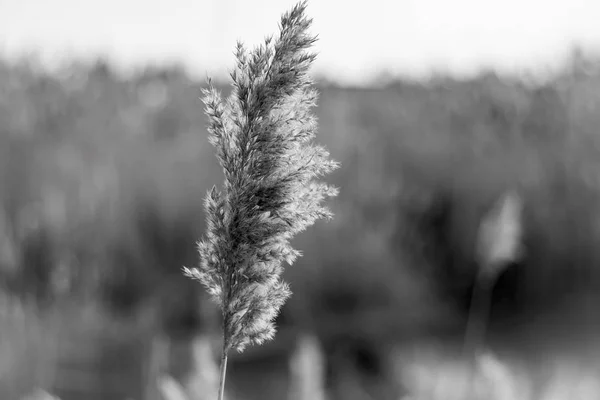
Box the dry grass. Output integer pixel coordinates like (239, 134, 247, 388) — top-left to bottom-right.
(0, 296, 60, 400)
(0, 298, 158, 400)
(151, 325, 600, 400)
(4, 297, 600, 400)
(394, 341, 600, 400)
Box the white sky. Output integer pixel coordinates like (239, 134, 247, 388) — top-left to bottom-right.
(0, 0, 599, 84)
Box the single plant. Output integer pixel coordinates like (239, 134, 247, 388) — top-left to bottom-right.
(463, 190, 524, 399)
(183, 2, 339, 399)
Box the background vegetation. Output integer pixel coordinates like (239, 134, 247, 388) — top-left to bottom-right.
(2, 47, 600, 399)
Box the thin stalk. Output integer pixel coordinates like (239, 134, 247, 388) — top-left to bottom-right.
(463, 267, 497, 399)
(463, 270, 494, 357)
(217, 343, 229, 400)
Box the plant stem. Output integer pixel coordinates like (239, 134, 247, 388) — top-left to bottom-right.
(463, 270, 493, 357)
(463, 268, 497, 398)
(217, 343, 228, 400)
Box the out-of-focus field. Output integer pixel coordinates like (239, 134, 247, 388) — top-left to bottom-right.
(2, 50, 600, 399)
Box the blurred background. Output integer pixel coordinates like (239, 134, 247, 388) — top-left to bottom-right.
(1, 1, 600, 399)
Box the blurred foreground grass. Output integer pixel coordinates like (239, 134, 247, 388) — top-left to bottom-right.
(4, 298, 600, 400)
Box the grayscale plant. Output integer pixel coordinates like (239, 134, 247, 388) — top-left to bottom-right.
(183, 2, 339, 399)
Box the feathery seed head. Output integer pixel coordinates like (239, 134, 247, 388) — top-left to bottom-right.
(184, 0, 339, 353)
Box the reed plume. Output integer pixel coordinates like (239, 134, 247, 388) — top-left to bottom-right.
(183, 2, 339, 398)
